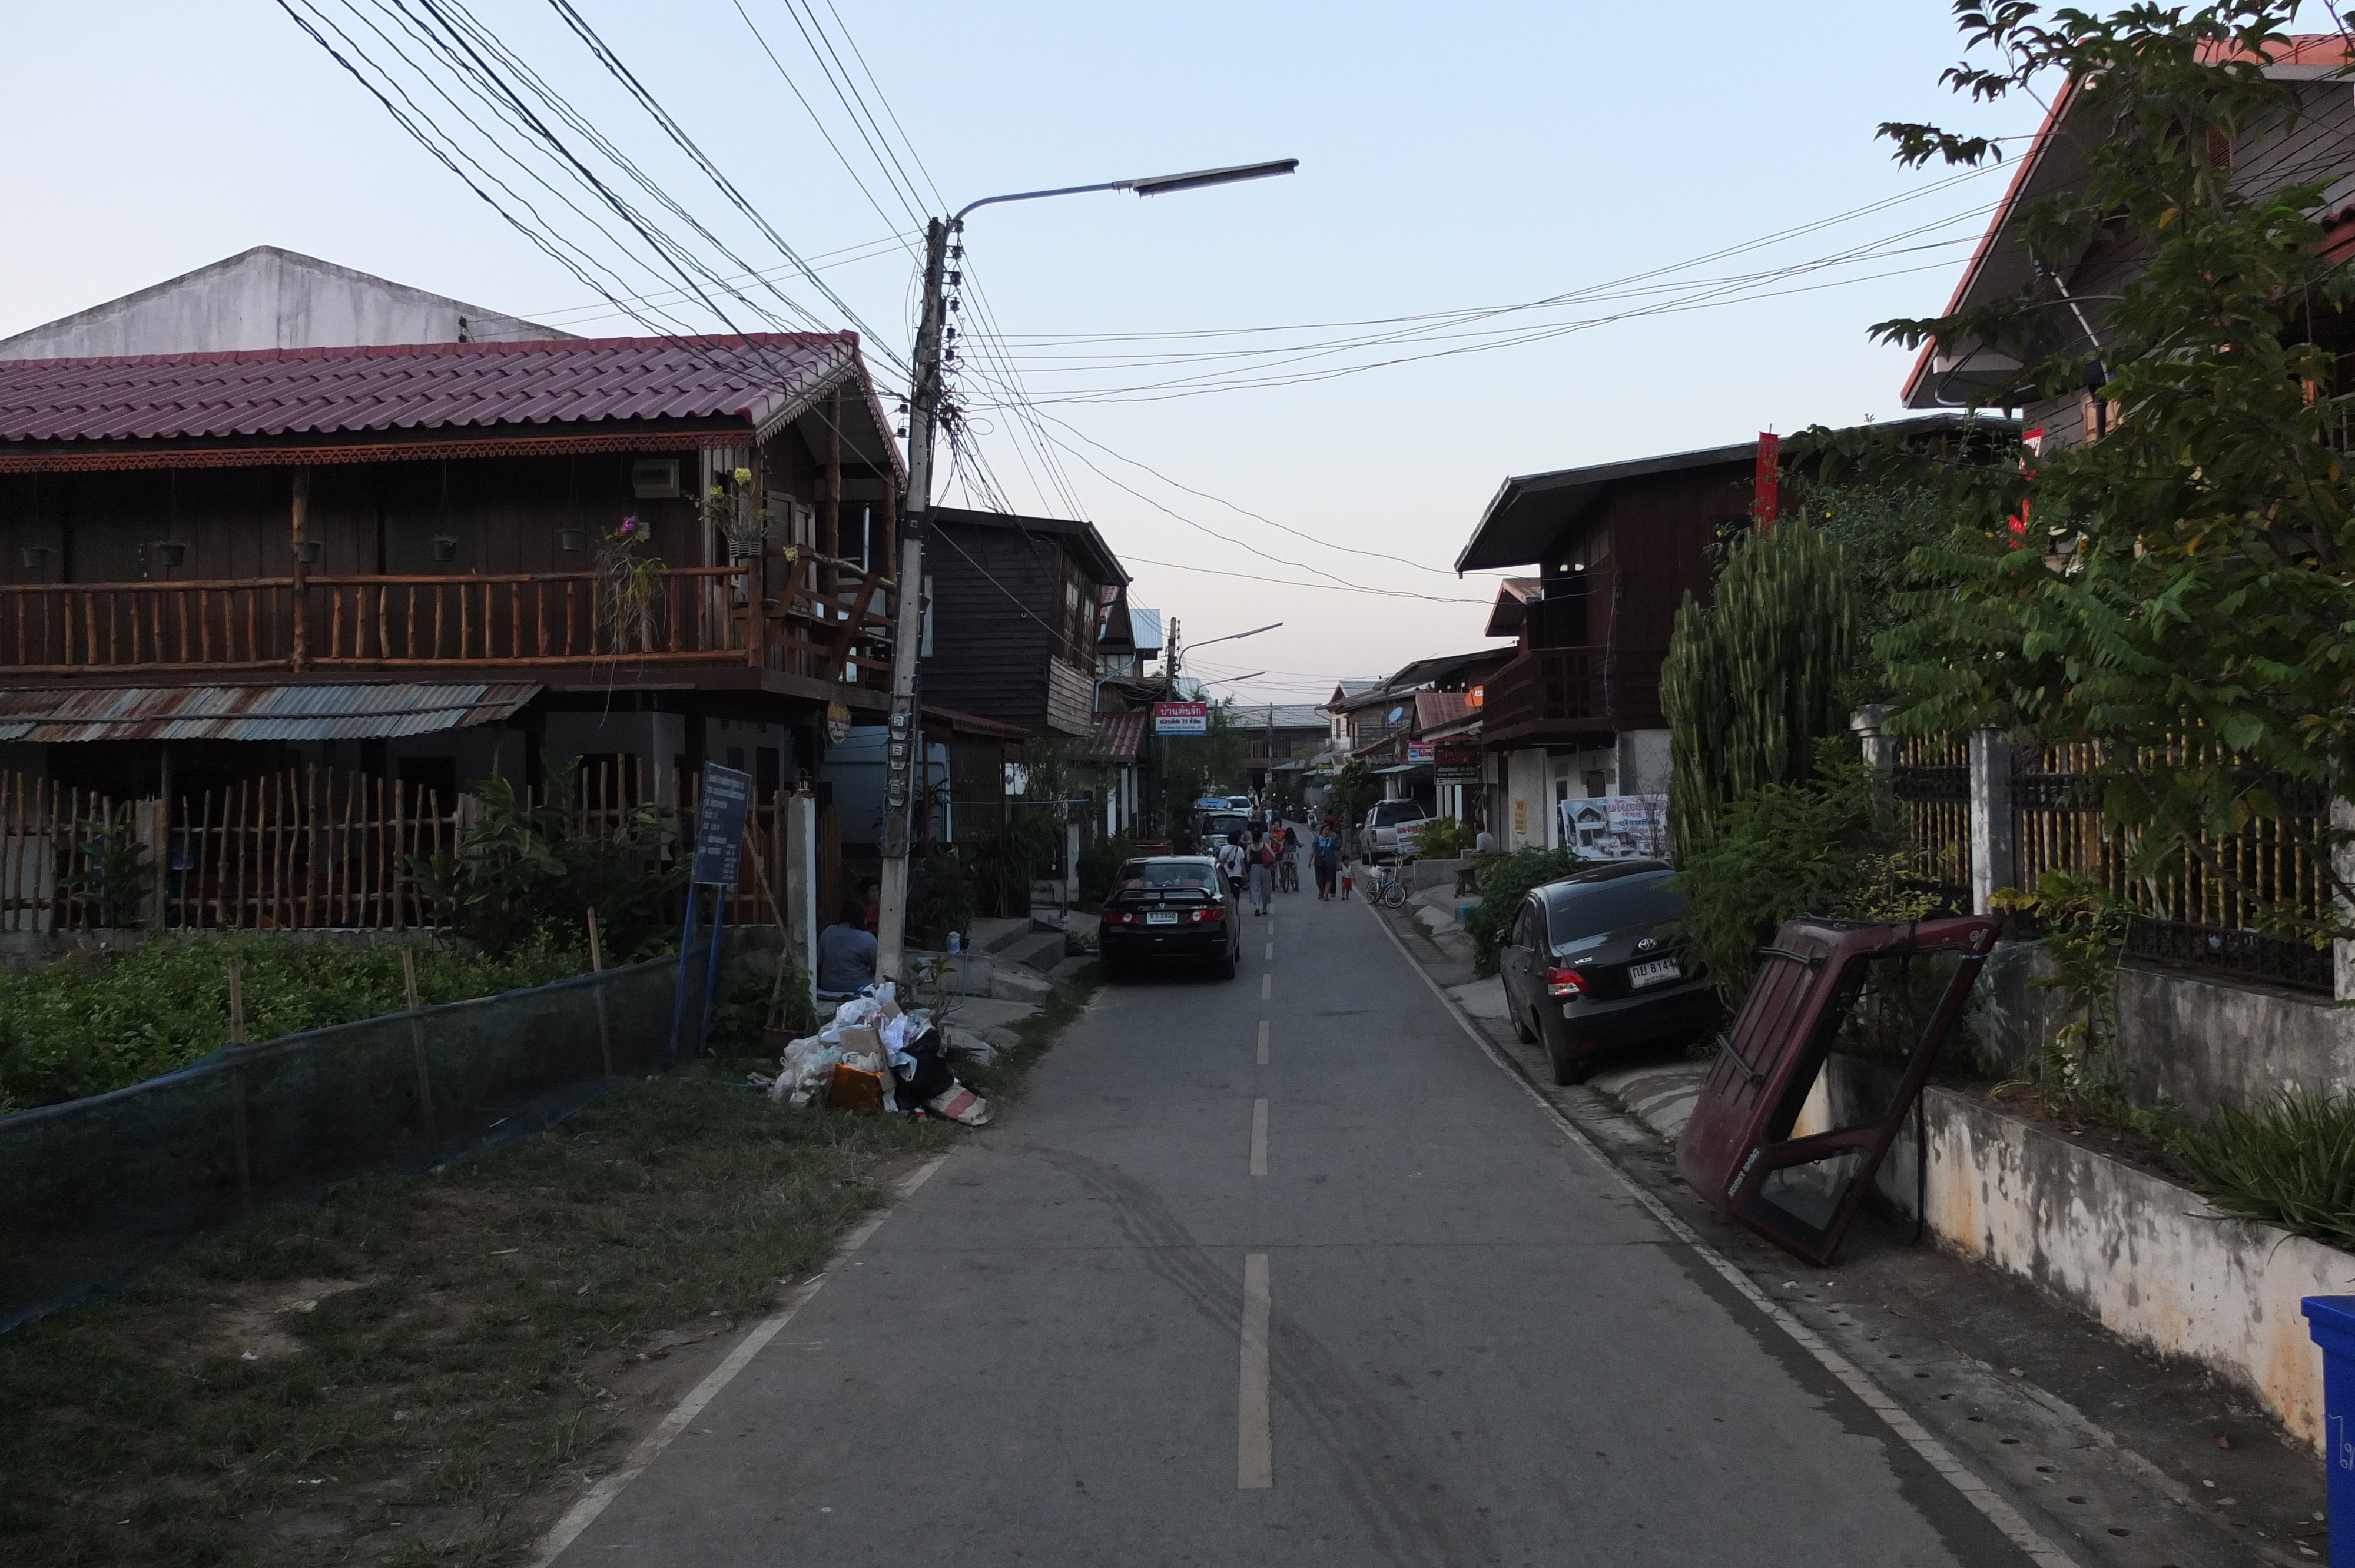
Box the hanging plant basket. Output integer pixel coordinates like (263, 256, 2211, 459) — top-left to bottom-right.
(151, 542, 187, 568)
(431, 537, 460, 563)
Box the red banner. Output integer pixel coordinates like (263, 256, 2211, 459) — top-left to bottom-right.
(1754, 431, 1780, 530)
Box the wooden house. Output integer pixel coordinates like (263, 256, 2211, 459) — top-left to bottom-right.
(0, 332, 904, 812)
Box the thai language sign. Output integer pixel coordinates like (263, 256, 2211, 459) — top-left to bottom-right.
(690, 762, 752, 886)
(1154, 701, 1208, 736)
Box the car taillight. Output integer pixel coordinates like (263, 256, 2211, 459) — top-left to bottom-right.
(1545, 966, 1587, 998)
(1189, 905, 1226, 923)
(1108, 909, 1136, 925)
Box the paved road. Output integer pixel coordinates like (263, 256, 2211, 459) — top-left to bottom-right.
(559, 881, 2028, 1565)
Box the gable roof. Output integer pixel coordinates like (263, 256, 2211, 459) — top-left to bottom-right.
(0, 245, 569, 361)
(1901, 35, 2355, 408)
(0, 335, 906, 487)
(1458, 414, 1999, 570)
(930, 506, 1129, 589)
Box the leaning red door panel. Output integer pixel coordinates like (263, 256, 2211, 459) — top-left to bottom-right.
(1675, 915, 1999, 1266)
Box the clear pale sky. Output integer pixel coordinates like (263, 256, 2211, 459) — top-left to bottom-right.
(0, 1, 2182, 703)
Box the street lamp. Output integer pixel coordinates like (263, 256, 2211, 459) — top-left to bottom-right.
(1167, 620, 1279, 685)
(874, 159, 1299, 983)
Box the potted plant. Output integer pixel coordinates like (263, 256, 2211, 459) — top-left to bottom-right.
(430, 534, 460, 563)
(558, 526, 587, 553)
(150, 541, 187, 568)
(21, 545, 49, 570)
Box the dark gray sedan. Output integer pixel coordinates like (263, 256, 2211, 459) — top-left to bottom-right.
(1497, 859, 1722, 1084)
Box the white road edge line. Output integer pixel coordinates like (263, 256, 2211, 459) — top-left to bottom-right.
(1238, 1252, 1273, 1489)
(1256, 1018, 1270, 1067)
(1250, 1098, 1269, 1177)
(1361, 902, 2081, 1568)
(526, 1152, 955, 1567)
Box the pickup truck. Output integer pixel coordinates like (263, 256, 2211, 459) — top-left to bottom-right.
(1361, 799, 1434, 862)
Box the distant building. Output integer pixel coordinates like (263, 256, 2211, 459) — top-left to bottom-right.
(0, 245, 567, 360)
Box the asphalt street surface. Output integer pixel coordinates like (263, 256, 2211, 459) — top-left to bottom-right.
(558, 878, 2034, 1565)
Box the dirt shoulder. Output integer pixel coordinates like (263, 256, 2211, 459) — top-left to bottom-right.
(0, 975, 1096, 1568)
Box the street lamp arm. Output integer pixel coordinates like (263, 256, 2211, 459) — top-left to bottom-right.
(953, 159, 1297, 222)
(1184, 621, 1282, 653)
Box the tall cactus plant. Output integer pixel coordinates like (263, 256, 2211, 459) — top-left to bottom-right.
(1661, 523, 1855, 859)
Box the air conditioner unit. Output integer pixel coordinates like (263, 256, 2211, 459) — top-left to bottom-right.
(630, 458, 682, 499)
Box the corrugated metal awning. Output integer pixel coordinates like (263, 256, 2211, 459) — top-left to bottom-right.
(0, 683, 540, 743)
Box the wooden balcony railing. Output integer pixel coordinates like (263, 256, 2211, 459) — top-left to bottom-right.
(0, 554, 894, 685)
(1480, 646, 1666, 745)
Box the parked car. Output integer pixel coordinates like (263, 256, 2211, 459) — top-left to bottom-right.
(1361, 798, 1433, 861)
(1097, 855, 1242, 981)
(1497, 859, 1721, 1085)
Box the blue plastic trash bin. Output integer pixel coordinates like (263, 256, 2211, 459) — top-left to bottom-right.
(2301, 1296, 2355, 1564)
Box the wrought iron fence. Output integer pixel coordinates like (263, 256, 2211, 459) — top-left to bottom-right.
(2014, 741, 2331, 993)
(1889, 735, 1971, 912)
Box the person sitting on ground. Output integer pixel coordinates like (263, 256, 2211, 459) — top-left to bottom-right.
(817, 898, 878, 995)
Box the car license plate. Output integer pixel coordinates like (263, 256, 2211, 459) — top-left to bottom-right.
(1629, 956, 1681, 989)
(1146, 910, 1179, 925)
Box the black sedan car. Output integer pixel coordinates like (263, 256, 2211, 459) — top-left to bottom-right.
(1497, 859, 1721, 1085)
(1098, 855, 1242, 981)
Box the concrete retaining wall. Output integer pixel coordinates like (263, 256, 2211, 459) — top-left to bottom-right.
(1861, 1078, 2355, 1450)
(1972, 944, 2354, 1124)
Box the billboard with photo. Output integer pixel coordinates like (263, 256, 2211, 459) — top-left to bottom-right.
(1559, 794, 1668, 861)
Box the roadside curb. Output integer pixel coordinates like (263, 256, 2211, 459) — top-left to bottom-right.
(1360, 897, 2085, 1568)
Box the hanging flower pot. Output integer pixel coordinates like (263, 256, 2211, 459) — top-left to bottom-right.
(20, 545, 49, 570)
(152, 542, 187, 568)
(559, 527, 587, 553)
(293, 540, 323, 564)
(431, 536, 459, 563)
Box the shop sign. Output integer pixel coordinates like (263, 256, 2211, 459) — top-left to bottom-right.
(1154, 701, 1208, 736)
(1405, 740, 1435, 765)
(1434, 740, 1481, 782)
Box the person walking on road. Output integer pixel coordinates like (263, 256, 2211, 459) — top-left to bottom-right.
(1218, 830, 1248, 901)
(1311, 823, 1339, 899)
(1248, 827, 1275, 916)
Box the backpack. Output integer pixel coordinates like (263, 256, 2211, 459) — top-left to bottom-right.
(1258, 841, 1278, 867)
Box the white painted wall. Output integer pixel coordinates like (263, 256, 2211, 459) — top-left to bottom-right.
(0, 245, 565, 359)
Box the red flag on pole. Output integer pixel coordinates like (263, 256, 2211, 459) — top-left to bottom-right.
(1754, 431, 1780, 531)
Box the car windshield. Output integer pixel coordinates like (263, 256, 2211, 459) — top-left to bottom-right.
(1202, 815, 1249, 839)
(1119, 860, 1215, 890)
(1545, 874, 1684, 948)
(1371, 802, 1424, 825)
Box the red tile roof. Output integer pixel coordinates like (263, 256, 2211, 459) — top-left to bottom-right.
(0, 333, 861, 444)
(1414, 690, 1473, 731)
(1085, 709, 1148, 760)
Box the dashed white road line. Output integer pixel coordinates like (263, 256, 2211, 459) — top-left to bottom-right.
(1261, 972, 1271, 1001)
(1249, 1098, 1269, 1177)
(529, 1154, 953, 1566)
(1256, 1018, 1269, 1066)
(1360, 902, 2079, 1568)
(1264, 942, 1275, 962)
(1238, 1253, 1273, 1489)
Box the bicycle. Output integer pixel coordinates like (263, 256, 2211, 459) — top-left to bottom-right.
(1366, 856, 1412, 910)
(1277, 848, 1300, 893)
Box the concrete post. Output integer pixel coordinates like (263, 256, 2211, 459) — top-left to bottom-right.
(785, 788, 818, 986)
(1968, 728, 2019, 916)
(1850, 703, 1895, 774)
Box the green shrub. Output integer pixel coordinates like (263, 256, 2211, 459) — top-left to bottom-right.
(1660, 520, 1856, 859)
(1078, 833, 1135, 907)
(1412, 816, 1471, 859)
(405, 760, 681, 959)
(1671, 738, 1938, 1001)
(1465, 846, 1583, 976)
(2177, 1090, 2355, 1249)
(0, 932, 588, 1113)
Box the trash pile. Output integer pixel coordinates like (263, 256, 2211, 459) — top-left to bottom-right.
(756, 989, 993, 1126)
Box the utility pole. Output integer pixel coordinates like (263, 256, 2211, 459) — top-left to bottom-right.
(871, 162, 1298, 981)
(875, 217, 950, 985)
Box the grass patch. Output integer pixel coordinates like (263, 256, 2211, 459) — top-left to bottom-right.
(0, 968, 1096, 1567)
